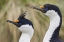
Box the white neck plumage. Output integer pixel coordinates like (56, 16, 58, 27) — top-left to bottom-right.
(43, 10, 61, 42)
(18, 25, 34, 42)
(19, 33, 31, 42)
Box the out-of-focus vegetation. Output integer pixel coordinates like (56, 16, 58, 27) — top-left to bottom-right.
(0, 0, 64, 42)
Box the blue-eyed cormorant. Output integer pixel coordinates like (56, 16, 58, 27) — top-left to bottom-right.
(32, 4, 63, 42)
(6, 11, 34, 42)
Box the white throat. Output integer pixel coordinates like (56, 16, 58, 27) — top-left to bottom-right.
(43, 10, 60, 42)
(18, 25, 34, 42)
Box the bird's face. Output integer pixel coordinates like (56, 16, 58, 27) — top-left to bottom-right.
(32, 4, 61, 17)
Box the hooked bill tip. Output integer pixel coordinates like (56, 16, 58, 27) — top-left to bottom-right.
(6, 20, 10, 22)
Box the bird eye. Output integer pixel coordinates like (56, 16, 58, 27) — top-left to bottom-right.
(44, 8, 48, 10)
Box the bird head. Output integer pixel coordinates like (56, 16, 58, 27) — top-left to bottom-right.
(32, 4, 61, 18)
(6, 11, 34, 33)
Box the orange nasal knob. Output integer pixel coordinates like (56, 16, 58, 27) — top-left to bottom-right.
(40, 6, 44, 9)
(14, 19, 19, 22)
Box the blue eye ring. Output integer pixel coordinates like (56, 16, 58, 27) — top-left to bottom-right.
(44, 8, 48, 10)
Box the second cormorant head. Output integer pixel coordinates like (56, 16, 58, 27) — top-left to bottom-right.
(32, 4, 62, 18)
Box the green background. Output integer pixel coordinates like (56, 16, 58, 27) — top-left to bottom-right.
(0, 0, 64, 42)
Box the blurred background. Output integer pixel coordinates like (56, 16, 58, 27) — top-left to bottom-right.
(0, 0, 64, 42)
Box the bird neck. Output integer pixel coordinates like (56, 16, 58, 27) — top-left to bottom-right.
(43, 12, 62, 42)
(18, 25, 34, 42)
(19, 33, 32, 42)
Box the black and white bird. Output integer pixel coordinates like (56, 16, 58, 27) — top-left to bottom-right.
(6, 11, 34, 42)
(32, 4, 63, 42)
